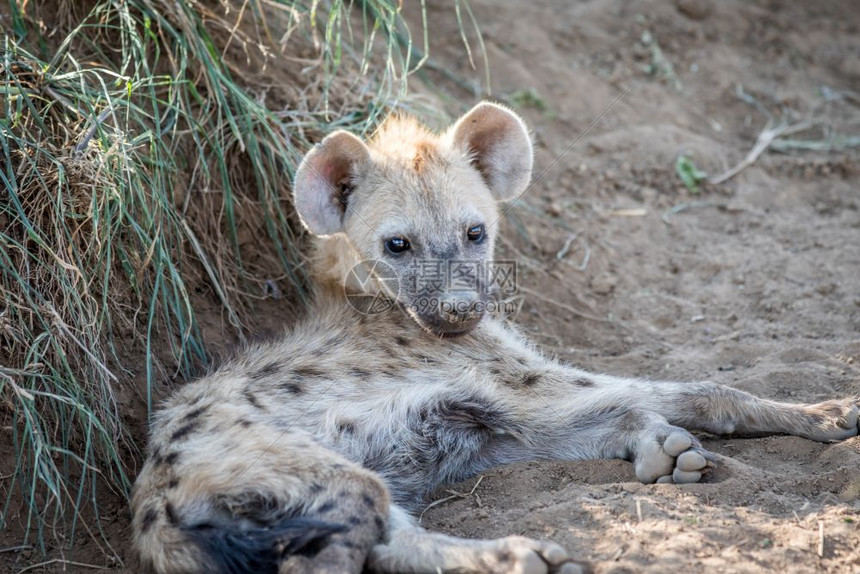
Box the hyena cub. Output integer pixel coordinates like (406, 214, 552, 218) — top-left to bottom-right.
(132, 102, 860, 574)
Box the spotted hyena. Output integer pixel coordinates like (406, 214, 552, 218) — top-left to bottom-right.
(132, 102, 860, 574)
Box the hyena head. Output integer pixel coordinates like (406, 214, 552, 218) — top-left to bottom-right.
(293, 102, 533, 337)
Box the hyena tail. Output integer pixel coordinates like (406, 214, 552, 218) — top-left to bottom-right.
(134, 495, 346, 574)
(184, 515, 346, 574)
(133, 422, 391, 573)
(133, 459, 392, 574)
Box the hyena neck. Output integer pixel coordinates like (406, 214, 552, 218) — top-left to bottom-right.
(310, 235, 384, 301)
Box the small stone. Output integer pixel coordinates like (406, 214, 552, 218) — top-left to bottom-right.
(545, 202, 562, 217)
(591, 275, 617, 296)
(641, 187, 658, 202)
(587, 142, 603, 155)
(676, 0, 712, 20)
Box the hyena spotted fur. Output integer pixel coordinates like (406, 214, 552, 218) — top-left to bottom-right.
(132, 102, 860, 574)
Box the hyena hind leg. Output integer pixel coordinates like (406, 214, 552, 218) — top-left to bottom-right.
(134, 422, 390, 574)
(661, 382, 860, 442)
(367, 506, 587, 574)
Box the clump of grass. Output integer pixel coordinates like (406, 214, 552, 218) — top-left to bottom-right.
(675, 154, 708, 193)
(0, 0, 464, 557)
(506, 88, 549, 112)
(640, 30, 682, 92)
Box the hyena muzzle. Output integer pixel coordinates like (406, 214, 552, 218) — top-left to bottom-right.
(131, 102, 860, 574)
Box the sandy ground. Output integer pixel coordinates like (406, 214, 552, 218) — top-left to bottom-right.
(3, 0, 860, 572)
(410, 1, 860, 572)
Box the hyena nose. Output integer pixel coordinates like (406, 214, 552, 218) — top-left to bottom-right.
(438, 295, 482, 324)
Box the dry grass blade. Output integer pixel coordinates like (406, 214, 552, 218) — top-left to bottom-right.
(419, 475, 486, 525)
(710, 85, 860, 185)
(708, 121, 809, 185)
(16, 559, 107, 574)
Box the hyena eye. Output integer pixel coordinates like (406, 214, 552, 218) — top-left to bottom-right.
(466, 224, 485, 243)
(384, 236, 411, 254)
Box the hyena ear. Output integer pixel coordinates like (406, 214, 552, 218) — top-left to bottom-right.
(293, 131, 370, 236)
(450, 102, 533, 201)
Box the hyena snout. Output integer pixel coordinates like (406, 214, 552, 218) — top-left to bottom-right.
(440, 294, 484, 323)
(415, 291, 486, 336)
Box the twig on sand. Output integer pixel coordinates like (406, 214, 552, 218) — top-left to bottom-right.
(771, 135, 860, 153)
(555, 233, 579, 261)
(0, 546, 32, 554)
(706, 83, 858, 185)
(817, 520, 825, 558)
(661, 201, 722, 225)
(519, 287, 673, 351)
(554, 233, 592, 272)
(419, 476, 485, 525)
(518, 287, 611, 324)
(573, 243, 592, 272)
(708, 120, 810, 185)
(17, 559, 107, 574)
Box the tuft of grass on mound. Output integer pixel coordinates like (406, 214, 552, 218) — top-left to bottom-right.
(0, 0, 468, 557)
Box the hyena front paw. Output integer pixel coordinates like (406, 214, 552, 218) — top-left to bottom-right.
(634, 428, 716, 485)
(482, 536, 586, 574)
(799, 398, 860, 442)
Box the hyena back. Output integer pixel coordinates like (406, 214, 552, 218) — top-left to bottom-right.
(132, 102, 860, 574)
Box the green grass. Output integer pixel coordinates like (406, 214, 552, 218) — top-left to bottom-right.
(0, 0, 468, 557)
(675, 153, 708, 194)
